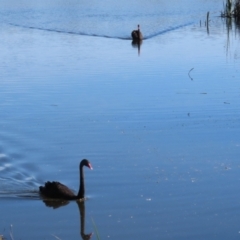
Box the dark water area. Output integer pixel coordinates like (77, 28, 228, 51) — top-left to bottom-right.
(0, 0, 240, 239)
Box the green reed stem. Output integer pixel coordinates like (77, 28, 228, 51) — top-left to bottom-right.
(91, 217, 101, 240)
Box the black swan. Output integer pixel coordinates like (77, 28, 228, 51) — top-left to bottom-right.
(131, 24, 143, 41)
(39, 159, 92, 200)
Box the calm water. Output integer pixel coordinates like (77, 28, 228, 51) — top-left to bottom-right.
(0, 0, 240, 239)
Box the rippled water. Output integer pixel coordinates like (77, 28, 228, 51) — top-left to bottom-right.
(0, 0, 240, 239)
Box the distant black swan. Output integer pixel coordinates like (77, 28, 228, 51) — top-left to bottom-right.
(131, 24, 143, 41)
(39, 159, 92, 200)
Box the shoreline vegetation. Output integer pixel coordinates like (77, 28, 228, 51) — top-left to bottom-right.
(221, 0, 240, 19)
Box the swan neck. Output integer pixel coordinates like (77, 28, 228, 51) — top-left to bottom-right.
(78, 164, 85, 199)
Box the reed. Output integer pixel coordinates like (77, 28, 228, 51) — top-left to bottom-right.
(234, 0, 240, 17)
(91, 217, 101, 240)
(221, 0, 240, 19)
(9, 225, 14, 240)
(51, 234, 62, 240)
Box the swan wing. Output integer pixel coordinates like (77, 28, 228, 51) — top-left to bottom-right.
(39, 181, 76, 199)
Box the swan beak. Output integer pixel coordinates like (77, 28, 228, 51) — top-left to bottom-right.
(88, 163, 93, 170)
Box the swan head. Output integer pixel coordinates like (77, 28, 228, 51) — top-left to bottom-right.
(80, 159, 93, 170)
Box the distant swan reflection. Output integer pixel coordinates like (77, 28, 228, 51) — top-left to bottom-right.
(42, 200, 93, 240)
(132, 40, 142, 56)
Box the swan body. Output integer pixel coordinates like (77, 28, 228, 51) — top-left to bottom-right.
(39, 159, 92, 200)
(131, 24, 143, 41)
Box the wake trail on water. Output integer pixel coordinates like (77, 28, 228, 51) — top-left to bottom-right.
(0, 153, 43, 200)
(144, 22, 193, 39)
(9, 22, 193, 40)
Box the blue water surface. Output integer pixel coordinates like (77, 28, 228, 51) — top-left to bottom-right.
(0, 0, 240, 239)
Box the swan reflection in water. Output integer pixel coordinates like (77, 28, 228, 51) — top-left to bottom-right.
(131, 24, 143, 56)
(132, 39, 142, 56)
(42, 200, 93, 240)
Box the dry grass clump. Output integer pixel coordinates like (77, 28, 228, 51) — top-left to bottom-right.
(0, 235, 5, 240)
(221, 0, 240, 19)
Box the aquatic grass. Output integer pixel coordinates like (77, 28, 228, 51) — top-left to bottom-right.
(1, 227, 62, 240)
(0, 225, 15, 240)
(221, 0, 240, 19)
(91, 217, 101, 240)
(223, 0, 233, 17)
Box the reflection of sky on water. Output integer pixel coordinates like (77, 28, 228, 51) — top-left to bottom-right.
(0, 21, 239, 154)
